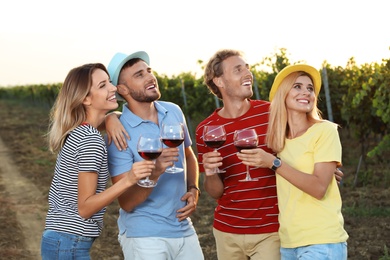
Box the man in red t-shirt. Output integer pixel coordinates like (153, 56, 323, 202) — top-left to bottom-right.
(195, 49, 280, 260)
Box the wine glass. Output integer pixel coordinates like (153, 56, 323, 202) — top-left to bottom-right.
(203, 125, 226, 173)
(161, 123, 185, 173)
(137, 133, 163, 188)
(234, 129, 259, 181)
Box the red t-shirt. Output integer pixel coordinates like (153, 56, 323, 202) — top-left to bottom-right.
(195, 99, 279, 234)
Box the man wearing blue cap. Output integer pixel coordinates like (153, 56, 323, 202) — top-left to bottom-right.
(105, 51, 204, 259)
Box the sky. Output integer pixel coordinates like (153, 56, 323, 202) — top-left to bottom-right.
(0, 0, 389, 86)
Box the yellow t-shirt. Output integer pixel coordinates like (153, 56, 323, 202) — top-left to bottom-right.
(277, 120, 349, 248)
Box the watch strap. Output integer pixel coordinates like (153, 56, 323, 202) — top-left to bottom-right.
(271, 157, 281, 171)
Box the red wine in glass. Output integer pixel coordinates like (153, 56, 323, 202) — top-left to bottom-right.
(235, 143, 257, 152)
(138, 150, 162, 160)
(161, 123, 185, 173)
(234, 129, 259, 181)
(162, 139, 184, 148)
(137, 133, 163, 188)
(203, 125, 226, 173)
(204, 140, 226, 149)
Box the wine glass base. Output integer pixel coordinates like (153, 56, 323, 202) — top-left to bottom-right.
(165, 167, 184, 174)
(239, 178, 259, 182)
(137, 179, 157, 188)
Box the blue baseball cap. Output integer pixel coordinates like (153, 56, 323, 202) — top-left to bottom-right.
(107, 51, 150, 86)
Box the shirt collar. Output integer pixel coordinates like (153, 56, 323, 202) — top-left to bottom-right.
(121, 101, 168, 127)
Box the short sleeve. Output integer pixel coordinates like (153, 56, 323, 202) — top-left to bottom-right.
(77, 133, 106, 173)
(314, 121, 342, 166)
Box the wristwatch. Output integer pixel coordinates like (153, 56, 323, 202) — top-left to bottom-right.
(271, 157, 282, 171)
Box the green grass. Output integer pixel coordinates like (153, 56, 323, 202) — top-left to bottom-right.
(343, 205, 390, 217)
(1, 98, 389, 259)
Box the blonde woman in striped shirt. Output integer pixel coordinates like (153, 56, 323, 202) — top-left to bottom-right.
(41, 63, 154, 259)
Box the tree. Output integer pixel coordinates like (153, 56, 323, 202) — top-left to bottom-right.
(340, 58, 387, 170)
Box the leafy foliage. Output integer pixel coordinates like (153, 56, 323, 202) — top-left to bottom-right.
(1, 47, 389, 183)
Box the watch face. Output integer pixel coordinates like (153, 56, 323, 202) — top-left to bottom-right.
(274, 158, 281, 167)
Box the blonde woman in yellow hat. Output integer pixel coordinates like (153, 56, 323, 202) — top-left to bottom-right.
(237, 64, 348, 259)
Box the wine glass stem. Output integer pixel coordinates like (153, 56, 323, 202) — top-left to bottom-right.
(246, 165, 251, 180)
(146, 159, 156, 181)
(214, 149, 220, 172)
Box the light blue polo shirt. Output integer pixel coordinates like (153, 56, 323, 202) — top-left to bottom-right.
(107, 101, 195, 238)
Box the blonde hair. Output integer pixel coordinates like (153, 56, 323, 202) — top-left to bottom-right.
(47, 63, 108, 153)
(266, 71, 322, 152)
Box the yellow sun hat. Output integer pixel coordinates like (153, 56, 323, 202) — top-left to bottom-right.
(269, 64, 322, 101)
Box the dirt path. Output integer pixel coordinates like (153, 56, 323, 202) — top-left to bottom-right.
(0, 136, 46, 259)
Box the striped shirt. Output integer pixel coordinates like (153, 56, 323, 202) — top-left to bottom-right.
(195, 99, 279, 234)
(44, 124, 109, 237)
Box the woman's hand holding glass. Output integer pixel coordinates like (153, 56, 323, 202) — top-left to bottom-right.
(125, 160, 155, 186)
(234, 129, 259, 182)
(137, 133, 163, 188)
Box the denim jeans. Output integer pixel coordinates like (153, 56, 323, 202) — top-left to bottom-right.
(118, 232, 204, 260)
(41, 229, 95, 260)
(280, 242, 347, 260)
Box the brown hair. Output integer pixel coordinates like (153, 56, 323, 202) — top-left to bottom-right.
(117, 58, 143, 85)
(204, 49, 243, 99)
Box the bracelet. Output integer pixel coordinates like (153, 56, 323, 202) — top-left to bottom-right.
(188, 185, 201, 195)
